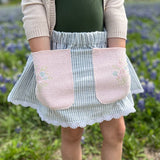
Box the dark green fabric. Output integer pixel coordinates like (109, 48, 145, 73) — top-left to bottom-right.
(54, 0, 104, 32)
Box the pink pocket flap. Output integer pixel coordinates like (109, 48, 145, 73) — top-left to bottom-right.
(92, 47, 131, 104)
(31, 49, 74, 110)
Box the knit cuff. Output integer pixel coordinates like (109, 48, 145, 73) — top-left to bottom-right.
(104, 7, 128, 40)
(23, 21, 50, 41)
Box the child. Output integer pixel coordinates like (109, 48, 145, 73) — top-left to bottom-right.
(7, 0, 144, 159)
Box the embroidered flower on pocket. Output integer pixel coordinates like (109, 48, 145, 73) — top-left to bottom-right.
(112, 58, 130, 87)
(34, 65, 53, 90)
(35, 65, 53, 81)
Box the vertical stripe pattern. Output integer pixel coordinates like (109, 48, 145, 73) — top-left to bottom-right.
(7, 29, 144, 129)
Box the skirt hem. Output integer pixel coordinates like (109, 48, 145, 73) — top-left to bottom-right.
(38, 108, 136, 129)
(7, 97, 136, 129)
(131, 88, 144, 94)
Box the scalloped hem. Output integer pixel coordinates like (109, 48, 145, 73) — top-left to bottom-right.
(7, 98, 136, 129)
(131, 88, 144, 94)
(37, 108, 136, 129)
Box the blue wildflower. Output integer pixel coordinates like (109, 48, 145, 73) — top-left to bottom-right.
(1, 40, 5, 48)
(146, 81, 155, 96)
(139, 76, 145, 82)
(153, 43, 159, 54)
(155, 91, 160, 102)
(16, 42, 23, 50)
(152, 61, 158, 68)
(139, 82, 147, 98)
(4, 77, 12, 83)
(0, 74, 4, 82)
(142, 54, 147, 61)
(15, 126, 22, 134)
(138, 98, 145, 111)
(147, 66, 152, 73)
(130, 55, 136, 62)
(0, 84, 7, 93)
(6, 42, 16, 53)
(150, 70, 157, 80)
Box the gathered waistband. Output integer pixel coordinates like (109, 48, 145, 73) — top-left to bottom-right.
(52, 29, 107, 48)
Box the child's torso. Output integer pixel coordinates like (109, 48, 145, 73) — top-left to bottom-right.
(54, 0, 104, 32)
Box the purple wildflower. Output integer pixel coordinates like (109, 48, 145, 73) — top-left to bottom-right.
(155, 91, 160, 102)
(138, 98, 145, 111)
(15, 126, 22, 134)
(142, 54, 147, 61)
(146, 81, 155, 96)
(0, 84, 7, 93)
(0, 74, 4, 82)
(150, 70, 157, 80)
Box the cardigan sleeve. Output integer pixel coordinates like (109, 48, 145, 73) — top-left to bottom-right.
(104, 0, 128, 40)
(21, 0, 50, 41)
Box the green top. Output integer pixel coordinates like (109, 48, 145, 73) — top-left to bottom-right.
(54, 0, 104, 32)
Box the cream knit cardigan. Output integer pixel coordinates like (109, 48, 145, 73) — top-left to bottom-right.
(21, 0, 128, 42)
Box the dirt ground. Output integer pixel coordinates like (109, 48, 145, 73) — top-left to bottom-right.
(53, 146, 160, 160)
(143, 147, 160, 160)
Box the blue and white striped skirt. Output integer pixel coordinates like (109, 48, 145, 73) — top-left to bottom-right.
(7, 29, 144, 129)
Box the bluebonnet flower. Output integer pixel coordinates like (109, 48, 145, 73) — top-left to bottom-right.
(139, 76, 145, 82)
(147, 65, 152, 73)
(153, 43, 159, 54)
(142, 47, 147, 54)
(17, 73, 21, 79)
(16, 42, 23, 50)
(142, 54, 147, 61)
(144, 78, 149, 85)
(152, 59, 159, 68)
(135, 46, 139, 51)
(146, 81, 155, 96)
(139, 82, 147, 98)
(15, 126, 22, 134)
(146, 46, 150, 52)
(0, 74, 4, 82)
(141, 82, 147, 92)
(155, 91, 160, 102)
(4, 77, 12, 83)
(6, 42, 16, 53)
(138, 98, 145, 111)
(130, 48, 134, 54)
(130, 55, 136, 62)
(150, 70, 157, 80)
(1, 40, 5, 48)
(146, 60, 150, 66)
(0, 84, 7, 93)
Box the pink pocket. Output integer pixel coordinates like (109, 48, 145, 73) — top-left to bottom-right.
(92, 47, 131, 104)
(31, 49, 74, 110)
